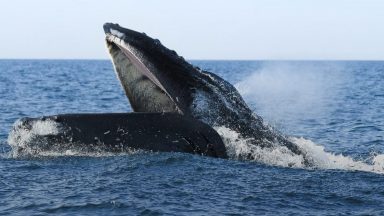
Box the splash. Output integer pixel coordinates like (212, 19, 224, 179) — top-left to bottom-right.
(8, 118, 61, 157)
(215, 126, 384, 174)
(215, 126, 305, 167)
(7, 119, 141, 158)
(226, 62, 384, 173)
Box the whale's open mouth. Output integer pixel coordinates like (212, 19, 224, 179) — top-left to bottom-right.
(104, 23, 182, 113)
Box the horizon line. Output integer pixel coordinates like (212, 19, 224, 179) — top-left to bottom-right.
(1, 58, 384, 62)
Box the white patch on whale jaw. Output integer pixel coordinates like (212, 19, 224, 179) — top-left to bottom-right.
(110, 29, 125, 38)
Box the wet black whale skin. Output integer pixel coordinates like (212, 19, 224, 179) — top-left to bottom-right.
(17, 113, 228, 158)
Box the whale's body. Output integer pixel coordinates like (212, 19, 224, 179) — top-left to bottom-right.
(104, 23, 308, 164)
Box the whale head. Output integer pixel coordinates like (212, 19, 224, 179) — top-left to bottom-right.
(104, 23, 198, 114)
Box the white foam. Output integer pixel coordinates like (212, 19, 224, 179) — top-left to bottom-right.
(214, 126, 304, 167)
(8, 119, 60, 150)
(292, 137, 384, 173)
(215, 126, 384, 174)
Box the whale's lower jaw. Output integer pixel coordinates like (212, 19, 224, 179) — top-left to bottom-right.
(105, 37, 180, 113)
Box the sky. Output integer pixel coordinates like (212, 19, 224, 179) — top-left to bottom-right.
(0, 0, 383, 60)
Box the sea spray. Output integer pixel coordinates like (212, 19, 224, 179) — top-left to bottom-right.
(235, 62, 346, 125)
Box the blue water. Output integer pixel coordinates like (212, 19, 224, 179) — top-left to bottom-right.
(1, 60, 384, 215)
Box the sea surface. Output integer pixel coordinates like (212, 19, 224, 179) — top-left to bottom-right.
(0, 60, 383, 215)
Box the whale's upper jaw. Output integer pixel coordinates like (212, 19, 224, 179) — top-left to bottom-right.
(104, 23, 196, 114)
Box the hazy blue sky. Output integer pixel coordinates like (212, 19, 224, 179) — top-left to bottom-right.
(0, 0, 383, 60)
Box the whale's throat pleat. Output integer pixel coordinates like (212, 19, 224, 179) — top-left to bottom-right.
(106, 42, 178, 112)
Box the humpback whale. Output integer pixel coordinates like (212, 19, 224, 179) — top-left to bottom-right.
(8, 23, 309, 164)
(104, 23, 309, 164)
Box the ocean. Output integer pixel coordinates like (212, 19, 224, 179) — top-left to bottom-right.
(0, 60, 383, 215)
